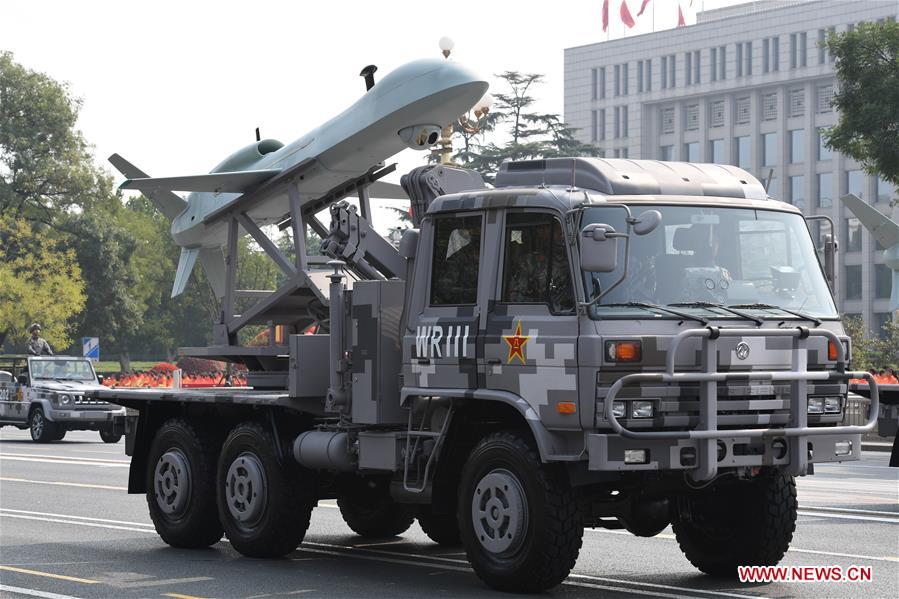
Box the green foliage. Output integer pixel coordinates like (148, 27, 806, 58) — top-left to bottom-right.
(843, 314, 899, 371)
(457, 71, 602, 181)
(824, 21, 899, 187)
(0, 218, 85, 350)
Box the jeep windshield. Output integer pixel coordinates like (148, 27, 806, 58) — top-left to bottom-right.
(30, 359, 97, 382)
(582, 205, 838, 320)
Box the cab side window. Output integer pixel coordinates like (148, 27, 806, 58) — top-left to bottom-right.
(501, 212, 575, 313)
(430, 215, 482, 305)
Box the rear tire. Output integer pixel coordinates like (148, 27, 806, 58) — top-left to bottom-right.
(338, 497, 414, 538)
(673, 472, 797, 577)
(100, 428, 122, 443)
(146, 418, 223, 548)
(217, 421, 315, 557)
(29, 407, 58, 443)
(417, 506, 461, 545)
(458, 431, 582, 592)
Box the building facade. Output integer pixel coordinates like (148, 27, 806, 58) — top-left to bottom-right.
(564, 0, 897, 333)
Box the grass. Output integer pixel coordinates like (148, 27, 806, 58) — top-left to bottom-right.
(93, 360, 162, 374)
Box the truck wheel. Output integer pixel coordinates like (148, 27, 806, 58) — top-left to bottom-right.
(458, 431, 582, 592)
(338, 497, 414, 538)
(417, 506, 461, 545)
(29, 407, 59, 443)
(673, 472, 797, 577)
(146, 418, 223, 548)
(218, 421, 314, 557)
(100, 429, 122, 443)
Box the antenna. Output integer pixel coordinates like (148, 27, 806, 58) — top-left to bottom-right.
(255, 128, 261, 142)
(359, 65, 378, 91)
(764, 168, 774, 193)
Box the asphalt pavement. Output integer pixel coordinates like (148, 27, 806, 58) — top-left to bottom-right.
(1, 428, 896, 599)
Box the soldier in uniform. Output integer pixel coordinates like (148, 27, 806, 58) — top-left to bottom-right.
(26, 323, 53, 356)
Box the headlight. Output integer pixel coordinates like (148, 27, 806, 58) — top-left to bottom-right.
(807, 397, 824, 414)
(612, 401, 626, 418)
(631, 400, 654, 418)
(58, 394, 72, 405)
(824, 397, 842, 413)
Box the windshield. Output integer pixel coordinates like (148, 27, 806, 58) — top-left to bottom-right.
(30, 359, 97, 382)
(582, 205, 837, 319)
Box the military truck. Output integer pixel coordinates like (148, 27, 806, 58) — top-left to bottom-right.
(0, 355, 125, 443)
(98, 158, 878, 592)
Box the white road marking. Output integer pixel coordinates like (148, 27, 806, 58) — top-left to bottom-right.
(0, 452, 129, 464)
(0, 585, 84, 599)
(0, 456, 128, 468)
(0, 477, 127, 491)
(797, 510, 898, 524)
(0, 508, 153, 528)
(799, 505, 898, 517)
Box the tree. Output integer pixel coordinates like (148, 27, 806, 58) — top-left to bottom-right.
(824, 21, 899, 186)
(0, 218, 85, 351)
(0, 52, 112, 225)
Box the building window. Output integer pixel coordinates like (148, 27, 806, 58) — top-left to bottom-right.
(762, 93, 777, 120)
(686, 51, 693, 84)
(772, 36, 780, 70)
(645, 59, 652, 91)
(622, 63, 629, 95)
(693, 50, 701, 84)
(873, 313, 892, 339)
(800, 32, 807, 67)
(789, 129, 805, 163)
(591, 68, 598, 101)
(614, 106, 620, 139)
(719, 45, 726, 79)
(614, 64, 620, 96)
(735, 136, 751, 169)
(599, 109, 606, 140)
(659, 145, 675, 160)
(661, 107, 675, 134)
(789, 89, 805, 117)
(736, 43, 743, 77)
(745, 41, 752, 76)
(790, 33, 797, 68)
(818, 29, 827, 64)
(684, 142, 700, 162)
(844, 265, 862, 300)
(591, 110, 597, 142)
(767, 177, 778, 199)
(763, 38, 770, 73)
(761, 132, 778, 167)
(669, 53, 676, 87)
(847, 169, 864, 198)
(685, 104, 699, 130)
(817, 128, 832, 161)
(875, 264, 891, 299)
(816, 84, 833, 112)
(599, 66, 606, 99)
(790, 175, 806, 209)
(621, 147, 629, 159)
(845, 217, 862, 252)
(709, 138, 724, 163)
(877, 176, 896, 203)
(661, 56, 668, 88)
(622, 105, 628, 137)
(637, 61, 644, 93)
(736, 97, 751, 124)
(816, 172, 832, 208)
(710, 47, 717, 81)
(710, 100, 725, 127)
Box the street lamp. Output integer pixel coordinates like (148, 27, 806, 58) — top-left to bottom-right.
(432, 38, 493, 165)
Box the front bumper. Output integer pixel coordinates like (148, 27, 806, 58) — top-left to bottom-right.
(592, 327, 878, 480)
(46, 407, 126, 424)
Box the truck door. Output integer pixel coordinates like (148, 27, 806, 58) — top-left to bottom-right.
(404, 212, 484, 390)
(484, 211, 581, 429)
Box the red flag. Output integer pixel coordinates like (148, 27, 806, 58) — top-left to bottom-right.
(677, 3, 686, 27)
(620, 0, 636, 28)
(637, 0, 651, 16)
(602, 0, 610, 32)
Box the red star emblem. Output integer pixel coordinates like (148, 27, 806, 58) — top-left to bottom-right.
(503, 321, 530, 365)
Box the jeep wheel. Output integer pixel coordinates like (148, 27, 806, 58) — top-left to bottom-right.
(146, 418, 223, 548)
(51, 428, 67, 441)
(338, 497, 414, 538)
(218, 421, 315, 557)
(29, 407, 59, 443)
(417, 506, 461, 545)
(458, 431, 582, 592)
(100, 428, 122, 444)
(673, 472, 797, 577)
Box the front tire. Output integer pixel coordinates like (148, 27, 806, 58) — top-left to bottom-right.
(217, 421, 315, 557)
(458, 431, 582, 592)
(673, 472, 797, 577)
(338, 497, 414, 538)
(417, 506, 461, 545)
(29, 407, 58, 443)
(146, 418, 223, 548)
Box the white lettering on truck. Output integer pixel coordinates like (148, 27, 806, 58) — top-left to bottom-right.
(415, 325, 470, 358)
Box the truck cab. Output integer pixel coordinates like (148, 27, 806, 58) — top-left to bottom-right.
(0, 355, 125, 443)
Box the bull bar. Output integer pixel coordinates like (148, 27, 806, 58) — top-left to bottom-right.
(598, 327, 879, 481)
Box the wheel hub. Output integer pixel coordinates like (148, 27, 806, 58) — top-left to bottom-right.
(471, 468, 527, 555)
(31, 411, 43, 438)
(154, 449, 191, 516)
(224, 452, 266, 526)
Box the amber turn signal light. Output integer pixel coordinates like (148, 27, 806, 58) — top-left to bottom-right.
(605, 340, 642, 362)
(827, 340, 839, 361)
(556, 401, 577, 414)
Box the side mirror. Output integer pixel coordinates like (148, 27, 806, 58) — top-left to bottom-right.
(632, 210, 662, 236)
(580, 223, 620, 272)
(97, 374, 105, 385)
(823, 233, 837, 283)
(16, 374, 28, 385)
(399, 228, 419, 260)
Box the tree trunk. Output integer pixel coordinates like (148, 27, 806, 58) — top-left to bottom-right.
(119, 350, 131, 373)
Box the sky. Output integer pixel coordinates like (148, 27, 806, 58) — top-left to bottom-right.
(1, 0, 750, 229)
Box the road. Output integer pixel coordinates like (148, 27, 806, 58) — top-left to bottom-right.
(1, 428, 896, 599)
